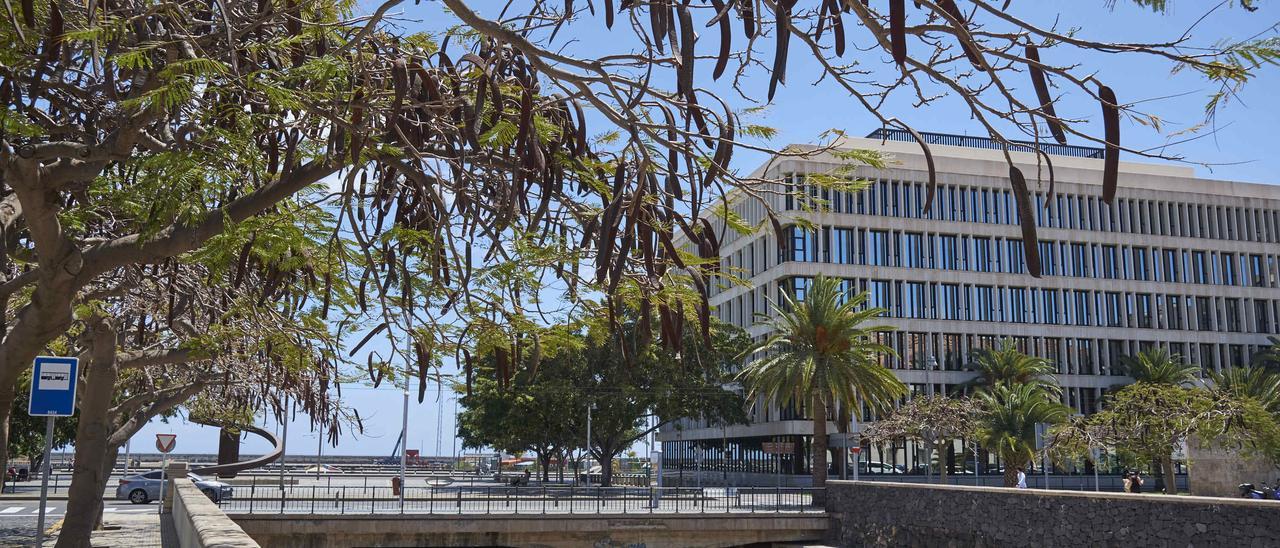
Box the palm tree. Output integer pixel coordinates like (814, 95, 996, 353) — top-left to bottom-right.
(1252, 336, 1280, 374)
(1119, 348, 1199, 386)
(962, 340, 1059, 396)
(1209, 366, 1280, 414)
(738, 275, 907, 491)
(975, 383, 1071, 487)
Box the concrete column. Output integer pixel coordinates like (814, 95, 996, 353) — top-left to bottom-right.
(164, 461, 189, 514)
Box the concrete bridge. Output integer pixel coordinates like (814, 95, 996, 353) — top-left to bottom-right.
(229, 512, 829, 548)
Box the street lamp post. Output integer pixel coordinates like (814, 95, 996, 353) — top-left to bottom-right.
(585, 401, 596, 486)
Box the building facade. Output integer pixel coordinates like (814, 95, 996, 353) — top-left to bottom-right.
(658, 129, 1280, 485)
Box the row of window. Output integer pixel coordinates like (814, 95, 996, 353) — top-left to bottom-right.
(761, 277, 1279, 334)
(775, 226, 1280, 287)
(781, 175, 1280, 243)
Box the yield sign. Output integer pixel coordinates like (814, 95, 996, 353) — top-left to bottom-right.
(156, 434, 177, 453)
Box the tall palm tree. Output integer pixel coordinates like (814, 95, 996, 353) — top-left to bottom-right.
(738, 275, 907, 491)
(975, 383, 1071, 487)
(1209, 366, 1280, 414)
(962, 340, 1060, 396)
(1119, 348, 1199, 386)
(1252, 336, 1280, 374)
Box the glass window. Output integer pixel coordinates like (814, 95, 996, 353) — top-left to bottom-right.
(973, 237, 993, 273)
(866, 230, 890, 266)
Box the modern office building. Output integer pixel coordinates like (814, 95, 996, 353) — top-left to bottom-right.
(658, 129, 1280, 485)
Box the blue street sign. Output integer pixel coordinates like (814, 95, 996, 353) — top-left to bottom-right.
(28, 356, 79, 417)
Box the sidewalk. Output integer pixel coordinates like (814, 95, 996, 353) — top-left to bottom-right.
(82, 512, 176, 548)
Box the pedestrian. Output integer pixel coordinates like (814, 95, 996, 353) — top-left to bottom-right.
(1016, 466, 1027, 489)
(1129, 471, 1144, 493)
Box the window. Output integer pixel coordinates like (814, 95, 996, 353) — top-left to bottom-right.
(1196, 296, 1212, 331)
(939, 235, 961, 271)
(1007, 239, 1026, 274)
(1009, 288, 1028, 324)
(1192, 251, 1209, 284)
(1132, 248, 1150, 281)
(903, 282, 927, 318)
(1251, 254, 1267, 287)
(1042, 290, 1060, 325)
(832, 228, 856, 265)
(1103, 292, 1123, 327)
(973, 286, 995, 322)
(866, 230, 891, 266)
(1166, 296, 1184, 330)
(1225, 298, 1242, 332)
(973, 237, 993, 272)
(867, 280, 891, 316)
(788, 226, 817, 262)
(1221, 253, 1238, 285)
(1135, 293, 1153, 328)
(938, 284, 961, 320)
(902, 232, 925, 269)
(1100, 245, 1119, 279)
(1162, 249, 1180, 283)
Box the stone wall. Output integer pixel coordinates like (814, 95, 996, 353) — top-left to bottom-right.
(826, 480, 1280, 547)
(1187, 441, 1280, 497)
(172, 478, 260, 548)
(231, 514, 827, 548)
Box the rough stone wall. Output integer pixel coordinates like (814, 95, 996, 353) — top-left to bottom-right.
(1187, 441, 1280, 497)
(826, 480, 1280, 547)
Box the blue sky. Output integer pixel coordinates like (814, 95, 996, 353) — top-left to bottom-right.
(129, 0, 1280, 458)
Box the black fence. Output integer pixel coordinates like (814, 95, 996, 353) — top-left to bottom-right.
(866, 128, 1106, 159)
(216, 485, 824, 515)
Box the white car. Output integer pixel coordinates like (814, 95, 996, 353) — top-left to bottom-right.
(116, 471, 233, 504)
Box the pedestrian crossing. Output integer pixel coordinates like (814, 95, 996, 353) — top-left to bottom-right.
(0, 505, 154, 515)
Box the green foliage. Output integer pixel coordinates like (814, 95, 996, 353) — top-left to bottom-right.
(458, 312, 749, 485)
(1209, 366, 1280, 414)
(1118, 348, 1199, 386)
(739, 275, 906, 419)
(975, 383, 1070, 480)
(964, 340, 1059, 396)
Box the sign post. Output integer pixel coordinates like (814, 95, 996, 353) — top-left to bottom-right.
(29, 356, 79, 548)
(156, 434, 176, 514)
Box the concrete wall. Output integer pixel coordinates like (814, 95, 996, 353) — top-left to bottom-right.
(1187, 441, 1280, 497)
(826, 480, 1280, 547)
(231, 513, 827, 548)
(172, 478, 261, 548)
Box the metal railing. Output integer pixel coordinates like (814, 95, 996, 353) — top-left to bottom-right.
(866, 128, 1106, 159)
(216, 485, 824, 515)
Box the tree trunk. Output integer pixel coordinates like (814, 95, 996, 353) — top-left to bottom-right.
(1003, 459, 1020, 487)
(600, 453, 614, 487)
(1161, 454, 1178, 495)
(811, 393, 829, 490)
(57, 315, 119, 548)
(539, 452, 552, 482)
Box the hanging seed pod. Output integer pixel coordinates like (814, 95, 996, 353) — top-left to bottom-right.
(650, 0, 667, 54)
(528, 335, 543, 379)
(889, 0, 906, 66)
(707, 0, 732, 80)
(20, 0, 34, 27)
(1098, 83, 1120, 204)
(368, 354, 383, 388)
(349, 323, 388, 357)
(739, 0, 755, 39)
(832, 4, 846, 57)
(677, 5, 695, 95)
(605, 0, 615, 28)
(768, 4, 791, 101)
(897, 124, 937, 211)
(1008, 165, 1042, 278)
(937, 0, 982, 66)
(1024, 44, 1066, 145)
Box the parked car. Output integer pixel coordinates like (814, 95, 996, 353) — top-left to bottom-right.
(116, 471, 233, 504)
(861, 462, 906, 474)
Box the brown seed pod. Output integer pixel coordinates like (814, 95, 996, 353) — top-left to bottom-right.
(1008, 165, 1042, 278)
(349, 323, 388, 357)
(937, 0, 982, 66)
(1024, 44, 1066, 145)
(677, 5, 694, 95)
(768, 3, 791, 101)
(897, 124, 937, 211)
(605, 0, 615, 28)
(1098, 83, 1120, 204)
(889, 0, 906, 66)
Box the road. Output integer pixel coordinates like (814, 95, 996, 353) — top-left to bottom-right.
(0, 499, 156, 546)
